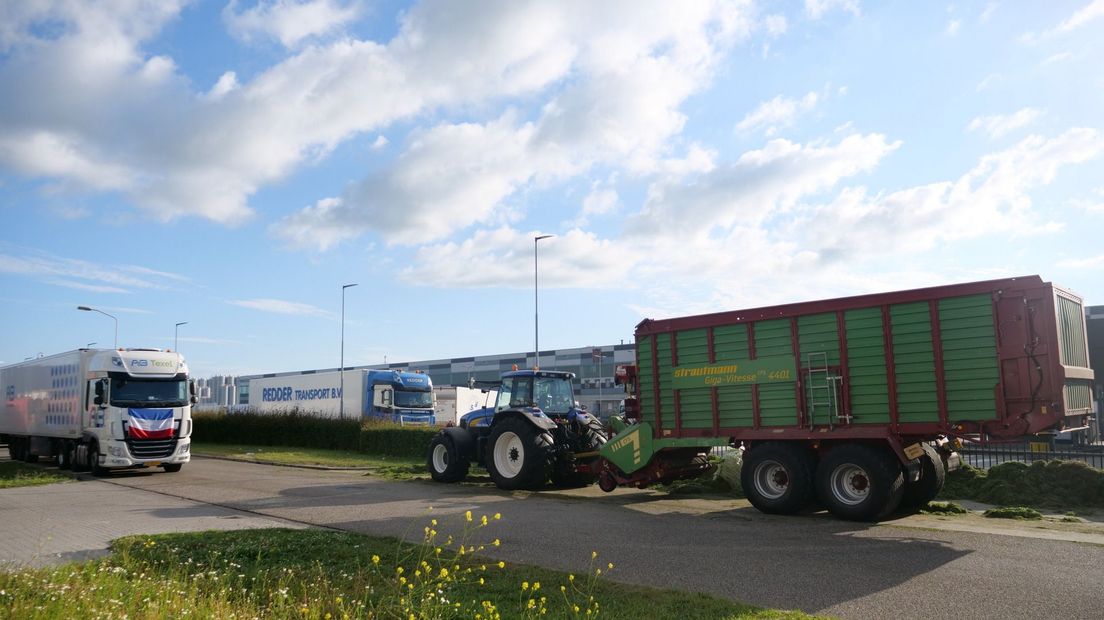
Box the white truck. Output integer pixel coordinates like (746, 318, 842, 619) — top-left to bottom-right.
(434, 386, 497, 426)
(1, 348, 195, 474)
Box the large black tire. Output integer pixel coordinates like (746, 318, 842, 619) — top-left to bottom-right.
(427, 433, 471, 483)
(9, 438, 24, 461)
(72, 444, 89, 473)
(88, 442, 107, 476)
(23, 438, 39, 463)
(816, 444, 904, 521)
(56, 441, 73, 470)
(163, 463, 183, 473)
(485, 417, 553, 490)
(899, 443, 946, 512)
(741, 442, 816, 515)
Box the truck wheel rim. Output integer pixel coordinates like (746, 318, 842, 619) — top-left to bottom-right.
(753, 459, 789, 499)
(829, 464, 870, 506)
(432, 444, 450, 472)
(493, 431, 524, 478)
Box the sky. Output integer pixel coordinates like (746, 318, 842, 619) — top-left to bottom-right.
(1, 0, 1103, 379)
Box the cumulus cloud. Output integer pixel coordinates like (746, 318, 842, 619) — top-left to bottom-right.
(399, 227, 631, 289)
(736, 91, 820, 136)
(223, 0, 363, 48)
(967, 108, 1041, 139)
(1053, 0, 1104, 34)
(0, 0, 752, 243)
(228, 298, 334, 318)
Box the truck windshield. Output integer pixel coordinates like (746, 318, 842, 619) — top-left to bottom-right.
(394, 390, 433, 408)
(110, 378, 188, 407)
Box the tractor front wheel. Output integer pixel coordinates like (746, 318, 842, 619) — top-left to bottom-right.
(427, 433, 471, 483)
(485, 418, 552, 490)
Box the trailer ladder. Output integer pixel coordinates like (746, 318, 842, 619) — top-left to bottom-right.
(805, 352, 848, 429)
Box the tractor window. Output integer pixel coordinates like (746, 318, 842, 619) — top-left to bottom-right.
(496, 377, 536, 410)
(534, 377, 573, 414)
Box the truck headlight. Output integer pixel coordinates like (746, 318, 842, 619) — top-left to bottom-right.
(108, 445, 125, 457)
(179, 443, 190, 455)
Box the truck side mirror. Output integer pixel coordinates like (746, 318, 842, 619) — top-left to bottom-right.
(189, 380, 198, 404)
(94, 380, 105, 406)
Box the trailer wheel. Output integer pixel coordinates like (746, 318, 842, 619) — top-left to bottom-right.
(9, 438, 24, 461)
(899, 443, 945, 512)
(485, 418, 552, 490)
(816, 444, 904, 521)
(163, 464, 183, 473)
(22, 440, 39, 463)
(427, 433, 471, 483)
(741, 443, 816, 515)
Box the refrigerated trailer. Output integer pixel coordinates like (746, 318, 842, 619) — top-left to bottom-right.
(1, 348, 196, 474)
(599, 275, 1094, 520)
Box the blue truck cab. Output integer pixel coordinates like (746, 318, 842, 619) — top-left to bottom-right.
(364, 369, 435, 425)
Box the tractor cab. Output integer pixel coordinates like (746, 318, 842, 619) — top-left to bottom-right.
(495, 370, 577, 418)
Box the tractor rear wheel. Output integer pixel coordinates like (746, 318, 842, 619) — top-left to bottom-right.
(485, 418, 552, 490)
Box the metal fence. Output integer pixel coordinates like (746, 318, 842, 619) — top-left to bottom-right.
(959, 441, 1104, 469)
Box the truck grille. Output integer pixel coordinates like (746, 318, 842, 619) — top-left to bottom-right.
(126, 438, 178, 459)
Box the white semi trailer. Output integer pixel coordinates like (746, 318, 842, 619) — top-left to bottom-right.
(1, 348, 195, 474)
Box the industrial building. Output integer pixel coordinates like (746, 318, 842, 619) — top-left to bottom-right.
(231, 343, 636, 417)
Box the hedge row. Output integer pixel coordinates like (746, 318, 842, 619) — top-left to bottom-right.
(192, 410, 439, 458)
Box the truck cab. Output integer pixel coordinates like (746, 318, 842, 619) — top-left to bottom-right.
(365, 369, 436, 425)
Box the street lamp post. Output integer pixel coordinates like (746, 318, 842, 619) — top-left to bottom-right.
(175, 321, 188, 351)
(340, 283, 358, 420)
(77, 306, 118, 349)
(534, 234, 554, 369)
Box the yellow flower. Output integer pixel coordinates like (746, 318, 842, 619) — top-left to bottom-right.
(431, 518, 437, 526)
(497, 561, 505, 569)
(522, 581, 529, 590)
(372, 555, 380, 565)
(465, 510, 473, 522)
(494, 512, 501, 520)
(396, 567, 404, 574)
(591, 551, 598, 559)
(607, 563, 614, 570)
(481, 514, 489, 526)
(325, 614, 332, 620)
(533, 582, 540, 591)
(492, 539, 500, 547)
(569, 574, 575, 582)
(479, 577, 485, 585)
(440, 568, 450, 578)
(335, 597, 343, 604)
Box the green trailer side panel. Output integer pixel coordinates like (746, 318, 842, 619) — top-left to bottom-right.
(754, 319, 797, 426)
(938, 294, 999, 422)
(657, 335, 674, 429)
(675, 329, 713, 428)
(844, 308, 891, 424)
(797, 313, 841, 366)
(637, 337, 655, 424)
(713, 325, 754, 428)
(890, 303, 940, 423)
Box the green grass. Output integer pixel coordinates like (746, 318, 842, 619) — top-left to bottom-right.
(982, 506, 1043, 520)
(0, 461, 71, 489)
(940, 460, 1104, 509)
(192, 443, 427, 478)
(0, 525, 820, 619)
(919, 501, 968, 515)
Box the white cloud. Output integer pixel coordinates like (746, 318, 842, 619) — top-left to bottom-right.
(980, 3, 998, 22)
(1042, 52, 1074, 65)
(1053, 0, 1104, 34)
(946, 19, 961, 35)
(223, 0, 363, 48)
(0, 1, 752, 241)
(399, 227, 631, 289)
(371, 135, 388, 150)
(735, 91, 820, 136)
(0, 251, 189, 292)
(629, 133, 901, 236)
(975, 73, 1002, 92)
(228, 298, 334, 318)
(762, 14, 788, 37)
(805, 0, 861, 20)
(967, 108, 1041, 139)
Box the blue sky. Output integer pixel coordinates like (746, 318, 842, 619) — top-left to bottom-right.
(1, 0, 1102, 379)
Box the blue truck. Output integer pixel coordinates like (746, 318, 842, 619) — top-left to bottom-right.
(363, 369, 436, 424)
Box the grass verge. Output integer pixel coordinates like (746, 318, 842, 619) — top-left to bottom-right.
(0, 526, 819, 619)
(191, 443, 426, 479)
(0, 461, 71, 489)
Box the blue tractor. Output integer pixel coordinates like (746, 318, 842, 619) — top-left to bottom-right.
(427, 369, 607, 490)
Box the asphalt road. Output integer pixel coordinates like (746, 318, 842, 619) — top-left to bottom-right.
(11, 456, 1096, 620)
(2, 447, 1104, 617)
